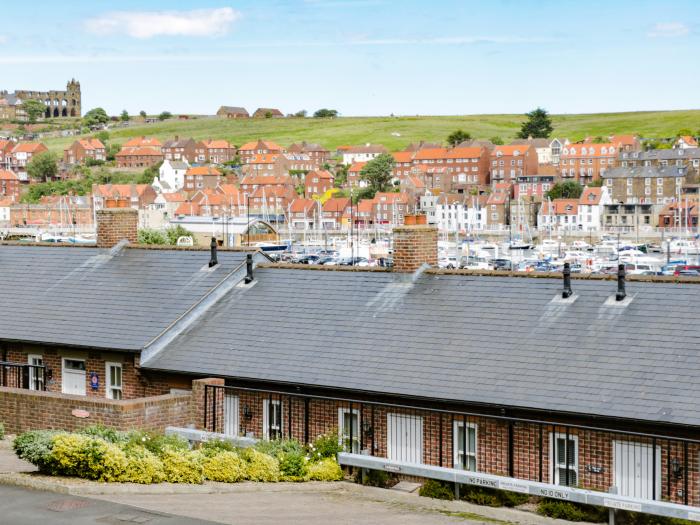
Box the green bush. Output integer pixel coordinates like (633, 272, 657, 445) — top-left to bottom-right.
(121, 446, 165, 484)
(160, 446, 204, 484)
(13, 430, 63, 472)
(50, 434, 111, 479)
(306, 458, 343, 481)
(278, 450, 308, 481)
(461, 486, 501, 506)
(78, 425, 129, 444)
(419, 479, 455, 500)
(128, 432, 189, 456)
(308, 431, 343, 461)
(616, 510, 696, 525)
(241, 448, 280, 482)
(498, 489, 529, 507)
(202, 451, 245, 483)
(255, 439, 305, 458)
(537, 499, 607, 522)
(200, 439, 238, 458)
(0, 422, 5, 440)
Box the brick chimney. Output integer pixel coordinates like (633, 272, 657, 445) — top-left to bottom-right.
(96, 208, 138, 248)
(392, 216, 438, 272)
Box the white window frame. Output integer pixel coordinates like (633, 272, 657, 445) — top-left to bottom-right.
(338, 407, 361, 453)
(263, 399, 283, 440)
(61, 357, 86, 396)
(453, 420, 478, 471)
(550, 433, 579, 486)
(105, 361, 123, 400)
(27, 354, 44, 391)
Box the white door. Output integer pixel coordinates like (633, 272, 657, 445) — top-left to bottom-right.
(223, 394, 239, 437)
(387, 413, 423, 464)
(62, 359, 86, 396)
(614, 441, 661, 500)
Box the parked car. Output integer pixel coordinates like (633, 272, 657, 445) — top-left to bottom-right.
(674, 265, 700, 276)
(492, 259, 512, 271)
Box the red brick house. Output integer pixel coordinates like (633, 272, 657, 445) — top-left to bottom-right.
(321, 197, 351, 229)
(490, 145, 538, 186)
(195, 139, 237, 164)
(559, 142, 617, 184)
(93, 183, 157, 210)
(184, 166, 223, 192)
(371, 192, 410, 225)
(63, 138, 106, 165)
(347, 162, 367, 188)
(288, 198, 317, 229)
(304, 169, 334, 197)
(252, 107, 284, 118)
(162, 137, 198, 163)
(115, 137, 163, 168)
(287, 142, 331, 168)
(0, 139, 14, 169)
(238, 140, 284, 164)
(9, 142, 49, 180)
(0, 169, 21, 199)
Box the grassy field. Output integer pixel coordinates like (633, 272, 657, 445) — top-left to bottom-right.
(40, 110, 700, 154)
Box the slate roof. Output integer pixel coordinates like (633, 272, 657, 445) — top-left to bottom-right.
(620, 148, 700, 161)
(143, 268, 700, 427)
(603, 166, 687, 179)
(0, 245, 249, 351)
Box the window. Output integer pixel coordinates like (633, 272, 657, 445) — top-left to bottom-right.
(263, 399, 282, 440)
(657, 187, 663, 195)
(657, 178, 663, 185)
(551, 433, 578, 486)
(627, 178, 633, 185)
(106, 362, 123, 399)
(27, 354, 43, 391)
(606, 179, 613, 186)
(645, 178, 651, 185)
(338, 408, 361, 453)
(453, 421, 477, 471)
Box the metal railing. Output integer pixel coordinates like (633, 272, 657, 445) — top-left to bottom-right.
(203, 383, 699, 508)
(0, 361, 47, 391)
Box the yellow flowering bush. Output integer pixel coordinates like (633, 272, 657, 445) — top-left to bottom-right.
(305, 458, 343, 481)
(160, 446, 204, 484)
(241, 448, 280, 482)
(202, 451, 245, 482)
(122, 446, 166, 484)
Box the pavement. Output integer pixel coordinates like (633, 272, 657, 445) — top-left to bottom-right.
(0, 438, 590, 525)
(0, 484, 217, 525)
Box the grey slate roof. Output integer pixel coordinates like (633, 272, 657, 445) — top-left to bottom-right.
(143, 268, 700, 427)
(602, 166, 687, 179)
(0, 245, 248, 351)
(620, 148, 700, 161)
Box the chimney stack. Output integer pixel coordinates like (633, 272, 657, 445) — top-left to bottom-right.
(562, 262, 573, 298)
(392, 215, 437, 272)
(616, 264, 626, 301)
(209, 237, 218, 267)
(96, 208, 138, 248)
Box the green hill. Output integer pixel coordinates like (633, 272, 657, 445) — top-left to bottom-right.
(42, 110, 700, 154)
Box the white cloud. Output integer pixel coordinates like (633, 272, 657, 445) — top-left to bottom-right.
(84, 7, 240, 39)
(648, 22, 689, 38)
(0, 35, 7, 44)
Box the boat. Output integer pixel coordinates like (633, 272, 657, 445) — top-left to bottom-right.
(254, 240, 292, 252)
(665, 239, 700, 256)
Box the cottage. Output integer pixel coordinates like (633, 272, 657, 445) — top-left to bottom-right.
(63, 138, 106, 165)
(252, 107, 284, 118)
(216, 106, 249, 119)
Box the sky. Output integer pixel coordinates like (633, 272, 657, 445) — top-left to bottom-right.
(1, 0, 698, 116)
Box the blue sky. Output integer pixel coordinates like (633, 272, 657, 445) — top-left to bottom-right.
(1, 0, 698, 116)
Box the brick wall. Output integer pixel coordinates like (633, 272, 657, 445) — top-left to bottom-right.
(202, 386, 699, 506)
(96, 208, 138, 248)
(392, 224, 438, 272)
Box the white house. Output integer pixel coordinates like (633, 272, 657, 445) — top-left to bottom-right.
(420, 192, 486, 232)
(0, 197, 12, 225)
(154, 159, 189, 193)
(342, 144, 387, 165)
(538, 198, 579, 231)
(577, 186, 611, 231)
(511, 138, 553, 165)
(676, 135, 699, 150)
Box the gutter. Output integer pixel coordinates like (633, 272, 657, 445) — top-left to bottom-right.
(140, 251, 268, 365)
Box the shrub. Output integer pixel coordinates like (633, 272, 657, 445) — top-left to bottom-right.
(50, 434, 110, 479)
(202, 451, 245, 483)
(278, 450, 308, 481)
(0, 422, 4, 440)
(128, 432, 189, 456)
(160, 447, 203, 484)
(122, 446, 165, 484)
(13, 430, 63, 472)
(97, 443, 130, 482)
(200, 439, 238, 458)
(419, 479, 454, 500)
(255, 439, 305, 458)
(616, 510, 696, 525)
(241, 448, 280, 482)
(498, 489, 529, 507)
(306, 458, 343, 481)
(78, 425, 129, 444)
(461, 486, 501, 506)
(308, 431, 343, 461)
(537, 499, 607, 522)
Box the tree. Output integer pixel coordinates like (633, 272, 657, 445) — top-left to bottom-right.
(94, 130, 109, 142)
(677, 128, 693, 137)
(447, 129, 471, 147)
(106, 143, 121, 161)
(516, 107, 553, 139)
(360, 153, 395, 193)
(489, 136, 504, 145)
(546, 181, 583, 200)
(165, 225, 194, 245)
(27, 151, 58, 182)
(137, 229, 168, 245)
(313, 108, 339, 118)
(22, 100, 46, 123)
(158, 111, 172, 121)
(120, 110, 129, 122)
(139, 110, 147, 118)
(333, 164, 349, 187)
(264, 111, 273, 119)
(293, 110, 307, 118)
(83, 107, 110, 127)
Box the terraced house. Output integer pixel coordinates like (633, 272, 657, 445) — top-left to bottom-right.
(2, 210, 700, 520)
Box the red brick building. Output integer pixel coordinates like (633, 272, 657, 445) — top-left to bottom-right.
(0, 169, 21, 199)
(305, 169, 334, 197)
(287, 142, 331, 168)
(490, 145, 538, 185)
(238, 140, 284, 164)
(63, 138, 106, 165)
(162, 137, 198, 163)
(93, 183, 157, 209)
(184, 166, 223, 192)
(559, 142, 617, 184)
(115, 137, 163, 168)
(195, 139, 237, 164)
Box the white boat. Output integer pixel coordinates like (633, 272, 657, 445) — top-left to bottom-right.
(665, 239, 700, 256)
(535, 239, 564, 255)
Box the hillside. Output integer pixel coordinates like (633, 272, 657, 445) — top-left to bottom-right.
(41, 110, 700, 154)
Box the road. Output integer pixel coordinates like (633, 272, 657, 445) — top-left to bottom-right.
(0, 484, 216, 525)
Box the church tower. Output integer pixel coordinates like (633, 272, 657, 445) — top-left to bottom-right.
(66, 79, 81, 117)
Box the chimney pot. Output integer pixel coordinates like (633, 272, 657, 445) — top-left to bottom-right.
(209, 237, 218, 267)
(562, 262, 573, 298)
(245, 253, 254, 283)
(616, 263, 626, 301)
